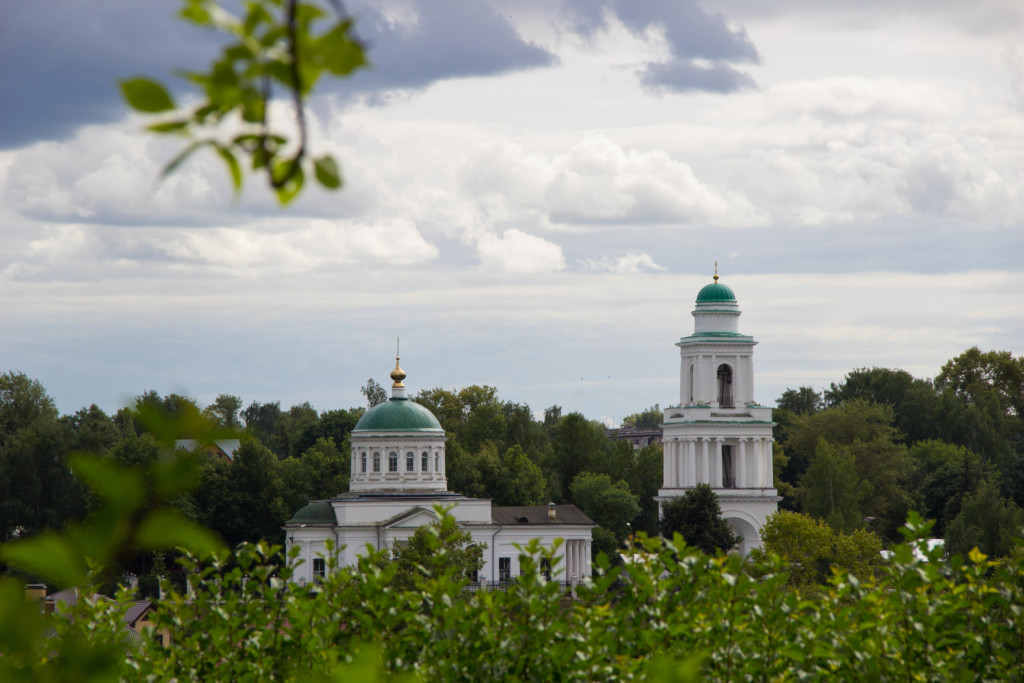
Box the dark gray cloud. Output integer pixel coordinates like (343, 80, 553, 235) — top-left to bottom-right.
(639, 60, 755, 93)
(0, 0, 556, 149)
(346, 0, 556, 93)
(552, 0, 759, 93)
(0, 0, 758, 149)
(0, 0, 212, 150)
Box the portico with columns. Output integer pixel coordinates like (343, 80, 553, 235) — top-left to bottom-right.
(657, 270, 779, 554)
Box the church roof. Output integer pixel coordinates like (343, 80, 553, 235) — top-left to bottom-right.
(353, 397, 443, 432)
(695, 281, 736, 304)
(492, 505, 595, 526)
(287, 500, 336, 525)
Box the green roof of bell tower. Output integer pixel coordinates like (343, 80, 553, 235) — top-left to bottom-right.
(695, 265, 737, 303)
(695, 282, 736, 303)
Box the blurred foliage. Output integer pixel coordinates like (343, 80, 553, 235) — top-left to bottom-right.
(119, 0, 367, 204)
(3, 487, 1023, 681)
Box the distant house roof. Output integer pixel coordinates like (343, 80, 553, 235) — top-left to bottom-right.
(44, 588, 80, 612)
(176, 438, 241, 461)
(491, 505, 595, 526)
(122, 601, 154, 628)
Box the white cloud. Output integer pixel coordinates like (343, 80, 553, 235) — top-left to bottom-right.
(579, 252, 665, 273)
(460, 134, 762, 227)
(3, 121, 231, 225)
(475, 229, 566, 273)
(164, 219, 439, 273)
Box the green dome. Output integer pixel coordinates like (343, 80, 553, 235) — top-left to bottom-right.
(353, 397, 443, 432)
(288, 501, 335, 524)
(696, 282, 737, 303)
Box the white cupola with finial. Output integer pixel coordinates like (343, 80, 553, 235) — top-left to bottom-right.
(348, 341, 448, 492)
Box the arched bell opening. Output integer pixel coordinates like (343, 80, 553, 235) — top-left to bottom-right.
(717, 364, 734, 408)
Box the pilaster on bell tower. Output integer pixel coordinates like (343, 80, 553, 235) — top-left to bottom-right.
(659, 268, 779, 554)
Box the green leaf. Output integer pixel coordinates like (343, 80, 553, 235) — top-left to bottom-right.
(152, 450, 202, 500)
(273, 160, 304, 205)
(216, 145, 243, 192)
(136, 509, 225, 559)
(316, 21, 368, 77)
(179, 1, 212, 26)
(70, 455, 145, 512)
(313, 155, 341, 189)
(161, 140, 207, 178)
(120, 77, 176, 113)
(0, 533, 88, 587)
(147, 120, 190, 134)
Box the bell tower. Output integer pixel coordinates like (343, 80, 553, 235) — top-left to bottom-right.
(658, 269, 779, 554)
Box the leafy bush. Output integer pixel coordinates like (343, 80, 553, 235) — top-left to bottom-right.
(1, 423, 1023, 681)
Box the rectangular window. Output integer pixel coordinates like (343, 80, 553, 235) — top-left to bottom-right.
(499, 557, 511, 582)
(406, 452, 414, 471)
(361, 453, 367, 473)
(373, 453, 381, 472)
(389, 451, 398, 472)
(313, 558, 326, 579)
(722, 445, 735, 488)
(421, 452, 429, 472)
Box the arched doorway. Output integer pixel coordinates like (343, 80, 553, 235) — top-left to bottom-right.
(725, 516, 759, 555)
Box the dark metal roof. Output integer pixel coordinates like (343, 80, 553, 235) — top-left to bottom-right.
(491, 504, 595, 526)
(286, 500, 336, 525)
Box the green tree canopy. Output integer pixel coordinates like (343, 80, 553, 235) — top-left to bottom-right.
(389, 510, 485, 591)
(492, 445, 546, 506)
(781, 399, 911, 538)
(756, 509, 881, 586)
(553, 413, 607, 498)
(659, 483, 739, 555)
(944, 479, 1024, 559)
(570, 472, 640, 540)
(776, 386, 823, 415)
(203, 394, 243, 430)
(799, 439, 863, 533)
(360, 378, 387, 408)
(621, 404, 661, 429)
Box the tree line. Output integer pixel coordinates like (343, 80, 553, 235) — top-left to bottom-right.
(1, 345, 1022, 588)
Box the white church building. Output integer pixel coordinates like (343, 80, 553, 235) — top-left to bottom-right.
(658, 273, 779, 554)
(285, 358, 595, 585)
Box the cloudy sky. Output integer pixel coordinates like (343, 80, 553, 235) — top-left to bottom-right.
(2, 0, 1022, 425)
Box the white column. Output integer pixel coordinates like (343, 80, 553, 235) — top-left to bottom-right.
(712, 356, 720, 409)
(752, 438, 762, 489)
(675, 440, 683, 487)
(680, 352, 689, 407)
(665, 440, 672, 487)
(749, 355, 756, 403)
(700, 438, 709, 484)
(764, 438, 774, 487)
(697, 355, 706, 403)
(663, 439, 672, 488)
(712, 438, 722, 488)
(686, 439, 696, 487)
(738, 438, 747, 488)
